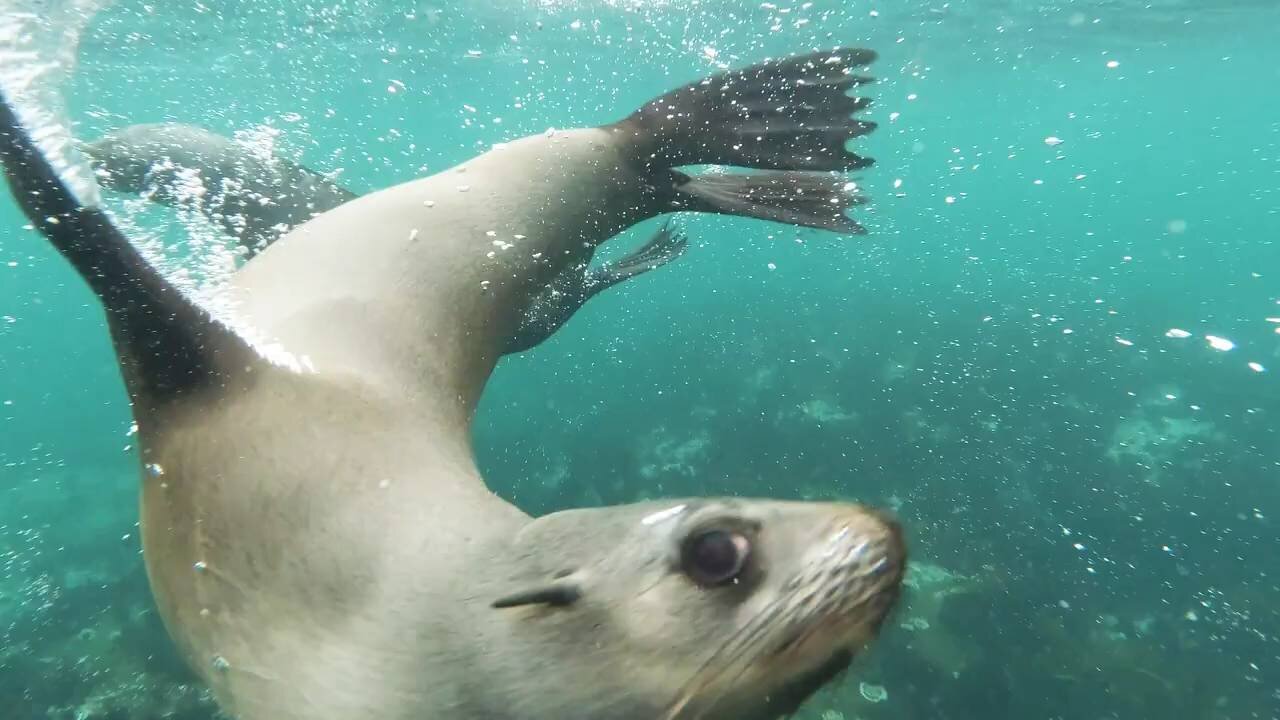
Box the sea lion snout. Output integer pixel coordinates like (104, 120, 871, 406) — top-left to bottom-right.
(815, 505, 907, 589)
(785, 505, 907, 645)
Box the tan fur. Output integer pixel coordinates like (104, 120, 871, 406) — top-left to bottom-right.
(137, 128, 659, 719)
(132, 87, 900, 720)
(0, 42, 903, 720)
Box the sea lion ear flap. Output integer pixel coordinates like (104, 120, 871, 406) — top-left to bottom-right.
(491, 580, 583, 609)
(493, 508, 601, 610)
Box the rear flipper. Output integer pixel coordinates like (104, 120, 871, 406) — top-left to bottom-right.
(611, 48, 878, 233)
(584, 219, 689, 294)
(506, 220, 690, 354)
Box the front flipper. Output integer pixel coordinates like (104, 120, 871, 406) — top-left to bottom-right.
(0, 93, 255, 413)
(506, 220, 690, 354)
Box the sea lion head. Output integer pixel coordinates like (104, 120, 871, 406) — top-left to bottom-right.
(488, 498, 905, 719)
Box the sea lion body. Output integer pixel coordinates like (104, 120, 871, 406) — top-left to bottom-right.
(138, 131, 669, 719)
(82, 123, 690, 354)
(229, 128, 644, 396)
(2, 47, 904, 720)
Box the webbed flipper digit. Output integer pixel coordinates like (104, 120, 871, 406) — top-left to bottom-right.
(613, 47, 878, 233)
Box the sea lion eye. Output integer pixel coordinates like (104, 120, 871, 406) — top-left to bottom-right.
(682, 529, 750, 586)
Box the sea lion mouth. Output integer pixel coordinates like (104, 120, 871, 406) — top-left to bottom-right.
(755, 648, 855, 719)
(670, 643, 856, 720)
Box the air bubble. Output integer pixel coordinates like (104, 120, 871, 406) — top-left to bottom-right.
(1205, 335, 1235, 351)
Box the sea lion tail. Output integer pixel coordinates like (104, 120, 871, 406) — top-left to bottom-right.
(0, 90, 254, 407)
(585, 219, 689, 293)
(611, 47, 878, 232)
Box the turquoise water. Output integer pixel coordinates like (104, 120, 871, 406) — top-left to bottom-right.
(2, 0, 1279, 718)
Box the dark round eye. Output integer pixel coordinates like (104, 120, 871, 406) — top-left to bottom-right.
(682, 529, 750, 586)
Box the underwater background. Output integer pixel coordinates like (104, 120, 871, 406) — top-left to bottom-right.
(1, 0, 1278, 718)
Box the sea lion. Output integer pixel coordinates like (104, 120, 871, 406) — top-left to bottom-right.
(80, 122, 690, 353)
(0, 46, 905, 720)
(80, 123, 354, 251)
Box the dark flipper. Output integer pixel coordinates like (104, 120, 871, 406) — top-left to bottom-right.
(582, 219, 689, 296)
(613, 48, 877, 172)
(669, 169, 867, 234)
(506, 221, 690, 355)
(611, 48, 878, 233)
(505, 263, 591, 355)
(0, 92, 252, 408)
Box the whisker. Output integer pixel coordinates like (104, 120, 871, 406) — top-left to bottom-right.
(660, 592, 797, 719)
